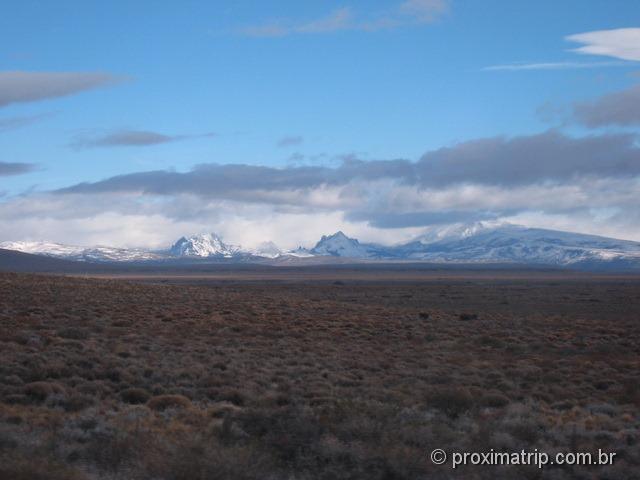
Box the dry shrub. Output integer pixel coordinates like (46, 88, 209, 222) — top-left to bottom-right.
(3, 374, 24, 385)
(120, 387, 151, 404)
(0, 454, 87, 480)
(481, 392, 511, 408)
(426, 387, 474, 418)
(217, 388, 246, 406)
(23, 381, 66, 402)
(157, 439, 273, 480)
(233, 407, 324, 462)
(57, 327, 88, 340)
(82, 430, 138, 472)
(147, 394, 191, 411)
(3, 394, 29, 405)
(208, 401, 243, 418)
(64, 393, 95, 412)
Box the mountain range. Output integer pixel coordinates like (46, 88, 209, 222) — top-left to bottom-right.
(2, 222, 640, 270)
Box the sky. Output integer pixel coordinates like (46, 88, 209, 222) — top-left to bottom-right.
(2, 0, 640, 249)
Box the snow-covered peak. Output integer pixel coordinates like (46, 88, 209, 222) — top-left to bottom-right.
(311, 231, 371, 258)
(249, 241, 282, 259)
(0, 241, 85, 257)
(168, 233, 239, 257)
(0, 240, 160, 262)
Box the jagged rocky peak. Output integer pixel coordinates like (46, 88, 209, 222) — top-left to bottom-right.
(168, 233, 238, 257)
(311, 231, 370, 258)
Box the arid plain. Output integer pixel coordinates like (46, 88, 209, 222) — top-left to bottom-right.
(0, 269, 639, 479)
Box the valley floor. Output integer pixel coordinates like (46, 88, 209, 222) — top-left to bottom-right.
(0, 271, 639, 479)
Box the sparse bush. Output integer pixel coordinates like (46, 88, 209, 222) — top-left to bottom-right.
(159, 439, 273, 480)
(217, 388, 246, 406)
(3, 374, 24, 385)
(3, 394, 29, 404)
(481, 392, 511, 408)
(63, 393, 95, 411)
(426, 387, 474, 418)
(120, 387, 151, 404)
(57, 327, 88, 340)
(23, 381, 66, 402)
(147, 394, 191, 411)
(505, 419, 542, 444)
(0, 454, 87, 480)
(82, 429, 137, 472)
(208, 401, 243, 418)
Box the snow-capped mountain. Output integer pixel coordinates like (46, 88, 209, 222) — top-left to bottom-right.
(310, 231, 375, 258)
(167, 234, 287, 259)
(248, 241, 282, 259)
(168, 233, 240, 258)
(0, 241, 161, 262)
(0, 233, 285, 262)
(411, 222, 489, 245)
(307, 223, 640, 267)
(2, 223, 640, 269)
(395, 223, 640, 266)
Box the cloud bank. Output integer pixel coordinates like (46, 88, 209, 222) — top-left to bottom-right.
(59, 130, 640, 197)
(567, 28, 640, 61)
(0, 71, 123, 108)
(573, 84, 640, 127)
(2, 128, 622, 248)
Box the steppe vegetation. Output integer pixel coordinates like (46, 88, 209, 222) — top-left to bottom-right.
(0, 272, 638, 479)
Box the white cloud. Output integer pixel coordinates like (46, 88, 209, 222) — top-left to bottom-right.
(0, 129, 626, 245)
(2, 172, 640, 248)
(502, 209, 640, 244)
(240, 1, 449, 37)
(485, 28, 640, 72)
(0, 192, 422, 249)
(483, 61, 629, 71)
(566, 28, 640, 61)
(3, 127, 640, 247)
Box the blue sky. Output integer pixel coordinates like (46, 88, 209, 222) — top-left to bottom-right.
(2, 1, 640, 248)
